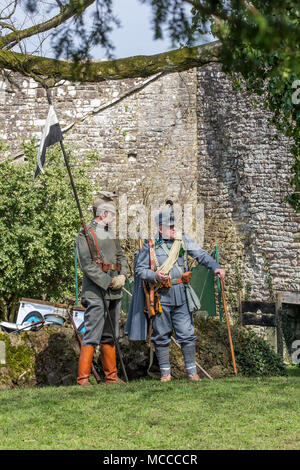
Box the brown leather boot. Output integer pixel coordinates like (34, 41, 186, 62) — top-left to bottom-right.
(101, 343, 124, 384)
(77, 345, 95, 386)
(188, 372, 201, 382)
(160, 374, 172, 382)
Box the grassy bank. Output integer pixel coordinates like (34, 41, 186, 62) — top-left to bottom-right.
(0, 370, 300, 450)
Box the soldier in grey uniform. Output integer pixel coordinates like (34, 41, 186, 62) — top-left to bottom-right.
(135, 209, 225, 382)
(76, 192, 128, 385)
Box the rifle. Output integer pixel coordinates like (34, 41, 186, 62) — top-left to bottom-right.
(138, 237, 161, 347)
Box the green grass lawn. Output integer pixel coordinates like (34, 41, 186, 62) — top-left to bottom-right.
(1, 368, 300, 450)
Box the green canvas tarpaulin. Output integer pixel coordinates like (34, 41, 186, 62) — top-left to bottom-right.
(190, 263, 217, 317)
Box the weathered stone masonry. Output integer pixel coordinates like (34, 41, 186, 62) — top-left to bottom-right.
(0, 64, 299, 304)
(197, 64, 299, 301)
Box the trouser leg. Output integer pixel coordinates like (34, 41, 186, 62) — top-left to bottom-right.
(152, 302, 200, 380)
(155, 344, 171, 376)
(77, 297, 104, 386)
(100, 299, 124, 384)
(171, 303, 200, 380)
(101, 299, 121, 345)
(79, 297, 123, 384)
(152, 305, 172, 379)
(181, 342, 197, 375)
(172, 302, 197, 374)
(171, 302, 196, 344)
(82, 297, 106, 347)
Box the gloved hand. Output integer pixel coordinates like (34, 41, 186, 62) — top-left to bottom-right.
(110, 274, 126, 291)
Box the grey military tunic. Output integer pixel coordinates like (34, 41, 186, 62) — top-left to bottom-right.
(135, 233, 219, 306)
(135, 232, 220, 346)
(76, 219, 128, 346)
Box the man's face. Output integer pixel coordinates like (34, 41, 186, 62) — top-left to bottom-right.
(100, 211, 115, 225)
(159, 224, 176, 240)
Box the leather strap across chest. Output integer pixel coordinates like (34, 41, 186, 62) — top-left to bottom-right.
(148, 238, 155, 308)
(88, 227, 121, 273)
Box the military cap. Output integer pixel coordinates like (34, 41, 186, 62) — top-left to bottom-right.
(155, 209, 176, 227)
(97, 190, 117, 201)
(93, 191, 117, 216)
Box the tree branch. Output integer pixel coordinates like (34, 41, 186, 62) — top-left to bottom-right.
(0, 0, 18, 21)
(54, 0, 64, 11)
(0, 0, 95, 49)
(0, 40, 220, 85)
(0, 21, 17, 32)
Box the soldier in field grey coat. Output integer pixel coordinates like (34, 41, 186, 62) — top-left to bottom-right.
(76, 192, 128, 385)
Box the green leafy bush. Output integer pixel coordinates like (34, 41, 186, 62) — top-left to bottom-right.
(0, 140, 96, 321)
(194, 317, 286, 377)
(233, 328, 286, 377)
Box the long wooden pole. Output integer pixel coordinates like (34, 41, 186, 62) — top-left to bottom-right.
(220, 279, 238, 376)
(45, 87, 128, 383)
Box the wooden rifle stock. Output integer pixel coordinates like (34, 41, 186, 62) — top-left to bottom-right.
(138, 237, 156, 346)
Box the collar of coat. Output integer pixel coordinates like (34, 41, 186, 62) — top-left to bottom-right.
(90, 219, 110, 231)
(154, 236, 185, 257)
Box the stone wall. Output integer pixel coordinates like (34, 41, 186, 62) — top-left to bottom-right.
(197, 64, 299, 302)
(0, 65, 299, 305)
(0, 71, 198, 208)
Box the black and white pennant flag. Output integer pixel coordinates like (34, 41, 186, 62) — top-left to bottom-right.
(34, 105, 63, 178)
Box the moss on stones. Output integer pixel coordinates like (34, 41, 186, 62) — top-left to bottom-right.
(0, 332, 35, 388)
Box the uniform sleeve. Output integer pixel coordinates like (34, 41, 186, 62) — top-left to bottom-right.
(115, 239, 128, 277)
(183, 233, 220, 272)
(76, 231, 112, 291)
(135, 239, 157, 283)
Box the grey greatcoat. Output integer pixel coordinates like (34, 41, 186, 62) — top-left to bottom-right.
(76, 219, 128, 346)
(125, 232, 219, 344)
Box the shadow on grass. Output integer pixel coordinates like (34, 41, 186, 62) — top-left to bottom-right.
(286, 365, 300, 377)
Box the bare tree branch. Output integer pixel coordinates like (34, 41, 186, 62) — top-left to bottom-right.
(54, 0, 64, 11)
(0, 1, 18, 21)
(0, 21, 17, 32)
(0, 0, 95, 50)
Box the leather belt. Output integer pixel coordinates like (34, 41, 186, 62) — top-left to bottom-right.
(96, 260, 121, 273)
(159, 277, 183, 289)
(158, 271, 192, 289)
(170, 278, 183, 285)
